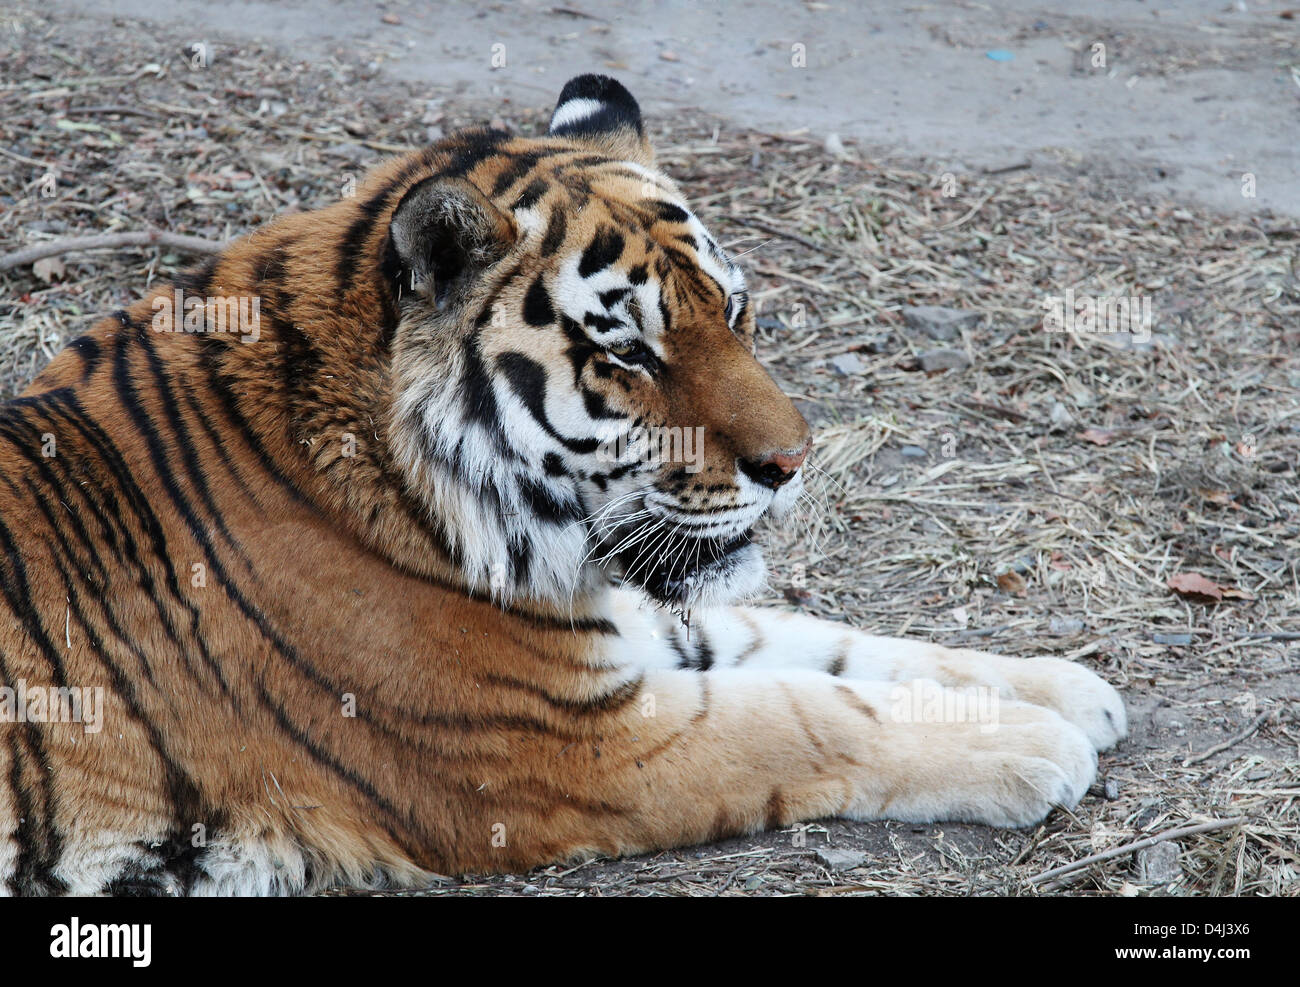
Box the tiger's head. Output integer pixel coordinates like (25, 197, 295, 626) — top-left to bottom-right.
(386, 75, 811, 610)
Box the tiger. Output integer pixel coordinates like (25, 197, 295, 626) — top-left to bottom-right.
(0, 74, 1125, 896)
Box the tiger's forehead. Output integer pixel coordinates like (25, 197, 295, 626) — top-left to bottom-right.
(542, 177, 741, 347)
(498, 147, 742, 300)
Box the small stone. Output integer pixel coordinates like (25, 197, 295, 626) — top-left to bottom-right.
(1104, 777, 1120, 800)
(824, 132, 850, 159)
(814, 847, 867, 872)
(899, 445, 927, 459)
(829, 352, 864, 376)
(520, 883, 540, 895)
(1152, 633, 1194, 646)
(918, 348, 971, 372)
(1133, 841, 1182, 884)
(659, 50, 679, 62)
(1103, 331, 1180, 352)
(1048, 401, 1075, 430)
(1049, 616, 1085, 636)
(901, 305, 982, 340)
(743, 876, 764, 890)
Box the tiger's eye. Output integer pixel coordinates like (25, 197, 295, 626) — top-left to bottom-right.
(608, 340, 645, 360)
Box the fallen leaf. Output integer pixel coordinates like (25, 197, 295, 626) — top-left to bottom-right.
(996, 571, 1028, 595)
(783, 586, 812, 606)
(381, 13, 402, 25)
(1079, 427, 1117, 446)
(659, 50, 679, 61)
(1167, 572, 1223, 602)
(32, 256, 65, 283)
(1220, 588, 1256, 601)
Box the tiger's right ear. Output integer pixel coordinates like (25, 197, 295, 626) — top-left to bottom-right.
(388, 176, 517, 308)
(548, 74, 654, 168)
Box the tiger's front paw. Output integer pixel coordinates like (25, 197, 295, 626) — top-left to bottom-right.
(1001, 656, 1127, 752)
(959, 701, 1098, 827)
(845, 683, 1099, 829)
(937, 648, 1127, 752)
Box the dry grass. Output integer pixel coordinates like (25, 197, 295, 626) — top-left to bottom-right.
(2, 3, 1296, 896)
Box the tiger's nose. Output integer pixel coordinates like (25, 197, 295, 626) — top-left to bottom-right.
(741, 438, 811, 490)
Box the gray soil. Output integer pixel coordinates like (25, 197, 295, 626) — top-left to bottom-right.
(54, 0, 1300, 217)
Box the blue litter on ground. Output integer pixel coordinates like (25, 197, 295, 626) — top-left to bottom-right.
(985, 49, 1015, 62)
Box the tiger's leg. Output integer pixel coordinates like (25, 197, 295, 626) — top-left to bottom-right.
(609, 589, 1126, 752)
(496, 665, 1097, 869)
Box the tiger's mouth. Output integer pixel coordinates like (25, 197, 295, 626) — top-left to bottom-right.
(603, 526, 764, 607)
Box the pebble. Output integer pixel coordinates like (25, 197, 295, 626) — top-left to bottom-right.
(1104, 331, 1180, 352)
(824, 132, 851, 159)
(1049, 616, 1085, 636)
(918, 348, 971, 372)
(901, 305, 981, 341)
(829, 352, 864, 376)
(814, 847, 867, 872)
(1048, 401, 1075, 429)
(1134, 842, 1182, 885)
(899, 445, 927, 459)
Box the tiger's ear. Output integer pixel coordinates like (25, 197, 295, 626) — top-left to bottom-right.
(547, 74, 654, 168)
(388, 176, 517, 307)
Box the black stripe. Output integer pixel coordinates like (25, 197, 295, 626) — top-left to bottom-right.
(496, 351, 599, 454)
(512, 178, 548, 211)
(539, 209, 567, 258)
(193, 333, 309, 504)
(578, 227, 625, 277)
(522, 274, 554, 327)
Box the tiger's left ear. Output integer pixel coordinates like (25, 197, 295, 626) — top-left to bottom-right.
(547, 74, 654, 168)
(388, 176, 517, 308)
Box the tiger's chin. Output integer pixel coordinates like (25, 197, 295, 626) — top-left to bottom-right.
(615, 534, 768, 610)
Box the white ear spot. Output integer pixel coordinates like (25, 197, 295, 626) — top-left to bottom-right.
(550, 98, 605, 131)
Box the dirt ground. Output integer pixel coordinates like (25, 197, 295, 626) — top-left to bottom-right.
(1, 1, 1297, 896)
